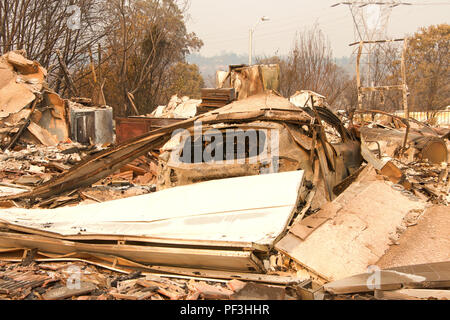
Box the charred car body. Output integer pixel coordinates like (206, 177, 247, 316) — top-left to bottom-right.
(157, 92, 363, 206)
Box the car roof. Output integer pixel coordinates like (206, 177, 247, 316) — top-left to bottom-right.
(210, 91, 303, 115)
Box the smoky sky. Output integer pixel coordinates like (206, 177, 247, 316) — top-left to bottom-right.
(186, 0, 449, 58)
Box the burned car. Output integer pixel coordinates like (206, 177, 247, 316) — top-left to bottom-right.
(2, 91, 362, 207)
(157, 92, 363, 205)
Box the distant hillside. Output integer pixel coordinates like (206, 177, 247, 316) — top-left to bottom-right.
(334, 56, 355, 77)
(187, 53, 355, 85)
(187, 52, 248, 78)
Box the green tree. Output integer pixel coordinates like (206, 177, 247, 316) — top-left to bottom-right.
(98, 0, 203, 116)
(257, 25, 350, 108)
(165, 62, 204, 100)
(406, 24, 449, 111)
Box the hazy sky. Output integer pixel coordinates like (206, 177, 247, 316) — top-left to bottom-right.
(185, 0, 449, 58)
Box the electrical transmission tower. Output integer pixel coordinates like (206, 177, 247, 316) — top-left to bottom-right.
(333, 1, 412, 114)
(346, 1, 405, 45)
(333, 1, 410, 87)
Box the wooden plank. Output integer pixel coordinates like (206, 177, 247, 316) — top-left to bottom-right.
(192, 282, 233, 300)
(143, 265, 303, 285)
(388, 261, 450, 289)
(0, 223, 267, 251)
(289, 202, 340, 241)
(110, 293, 140, 300)
(27, 121, 58, 146)
(201, 88, 235, 100)
(0, 248, 299, 284)
(0, 232, 264, 272)
(230, 282, 286, 300)
(43, 281, 96, 300)
(121, 164, 148, 175)
(324, 261, 450, 295)
(199, 101, 229, 108)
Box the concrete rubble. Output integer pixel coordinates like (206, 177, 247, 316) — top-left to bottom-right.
(0, 53, 449, 300)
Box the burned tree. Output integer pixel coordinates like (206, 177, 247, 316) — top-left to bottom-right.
(258, 25, 351, 108)
(0, 0, 106, 94)
(96, 0, 203, 116)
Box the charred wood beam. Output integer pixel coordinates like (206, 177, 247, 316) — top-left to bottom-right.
(4, 99, 38, 151)
(56, 50, 79, 98)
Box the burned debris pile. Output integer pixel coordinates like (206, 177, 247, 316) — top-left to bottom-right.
(1, 51, 112, 149)
(351, 110, 449, 205)
(0, 253, 304, 301)
(0, 51, 56, 149)
(0, 52, 157, 209)
(0, 54, 449, 300)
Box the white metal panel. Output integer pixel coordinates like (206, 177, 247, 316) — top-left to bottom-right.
(0, 171, 304, 246)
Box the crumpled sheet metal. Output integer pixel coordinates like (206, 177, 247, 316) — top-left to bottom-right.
(0, 51, 46, 118)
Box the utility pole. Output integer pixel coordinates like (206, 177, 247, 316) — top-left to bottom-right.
(248, 28, 254, 66)
(401, 38, 409, 118)
(351, 39, 408, 116)
(248, 16, 270, 66)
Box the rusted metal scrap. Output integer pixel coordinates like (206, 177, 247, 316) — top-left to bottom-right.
(351, 110, 448, 164)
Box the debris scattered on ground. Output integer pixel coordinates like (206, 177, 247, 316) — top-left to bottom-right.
(0, 255, 306, 301)
(323, 261, 450, 300)
(1, 55, 448, 300)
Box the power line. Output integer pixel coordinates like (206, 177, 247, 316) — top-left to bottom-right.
(195, 5, 332, 40)
(202, 15, 354, 57)
(194, 3, 347, 43)
(332, 0, 448, 86)
(201, 11, 351, 48)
